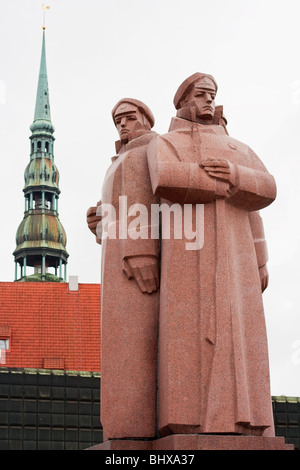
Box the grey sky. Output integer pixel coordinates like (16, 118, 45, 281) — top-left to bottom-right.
(1, 0, 300, 396)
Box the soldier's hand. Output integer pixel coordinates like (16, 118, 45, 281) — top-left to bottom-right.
(86, 200, 102, 244)
(259, 264, 269, 292)
(200, 159, 237, 188)
(123, 256, 159, 294)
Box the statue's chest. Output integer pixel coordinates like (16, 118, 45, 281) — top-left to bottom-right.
(175, 132, 248, 166)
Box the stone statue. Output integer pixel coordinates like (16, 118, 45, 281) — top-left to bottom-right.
(87, 98, 160, 440)
(86, 78, 292, 450)
(146, 73, 277, 437)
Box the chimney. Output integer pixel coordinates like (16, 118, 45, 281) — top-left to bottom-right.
(69, 275, 78, 291)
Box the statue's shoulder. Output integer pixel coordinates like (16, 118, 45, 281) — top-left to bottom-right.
(154, 123, 192, 149)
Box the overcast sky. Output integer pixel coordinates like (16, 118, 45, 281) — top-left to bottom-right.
(1, 0, 300, 397)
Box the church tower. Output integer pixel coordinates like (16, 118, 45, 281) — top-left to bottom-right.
(13, 27, 69, 282)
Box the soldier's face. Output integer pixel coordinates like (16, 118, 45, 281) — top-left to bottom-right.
(114, 108, 146, 142)
(188, 81, 216, 120)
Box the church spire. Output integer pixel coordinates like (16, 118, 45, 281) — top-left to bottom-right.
(30, 29, 54, 135)
(13, 27, 68, 282)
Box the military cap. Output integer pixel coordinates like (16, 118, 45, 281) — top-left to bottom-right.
(112, 98, 155, 128)
(174, 73, 218, 110)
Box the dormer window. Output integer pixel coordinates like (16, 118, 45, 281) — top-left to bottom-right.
(0, 326, 11, 365)
(0, 339, 8, 365)
(0, 339, 9, 350)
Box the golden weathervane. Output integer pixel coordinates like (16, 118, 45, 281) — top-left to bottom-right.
(42, 4, 51, 30)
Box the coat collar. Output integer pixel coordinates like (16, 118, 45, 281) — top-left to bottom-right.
(114, 131, 157, 155)
(168, 117, 227, 136)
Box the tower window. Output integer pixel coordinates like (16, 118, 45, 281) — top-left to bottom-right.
(45, 142, 49, 153)
(37, 141, 42, 152)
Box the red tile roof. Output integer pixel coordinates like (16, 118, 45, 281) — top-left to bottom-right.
(0, 282, 100, 372)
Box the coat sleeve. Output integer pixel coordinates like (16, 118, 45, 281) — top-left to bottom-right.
(248, 211, 269, 268)
(147, 135, 231, 204)
(229, 147, 277, 211)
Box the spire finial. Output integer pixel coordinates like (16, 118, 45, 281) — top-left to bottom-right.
(42, 4, 50, 30)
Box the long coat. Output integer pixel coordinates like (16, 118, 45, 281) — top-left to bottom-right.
(147, 117, 277, 436)
(100, 132, 160, 439)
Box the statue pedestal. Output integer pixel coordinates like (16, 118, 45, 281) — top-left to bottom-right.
(88, 434, 293, 451)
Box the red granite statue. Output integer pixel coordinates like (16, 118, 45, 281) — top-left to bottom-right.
(146, 73, 277, 437)
(87, 99, 160, 440)
(87, 79, 293, 451)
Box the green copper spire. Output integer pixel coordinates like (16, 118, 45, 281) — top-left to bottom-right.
(13, 27, 68, 282)
(30, 29, 55, 135)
